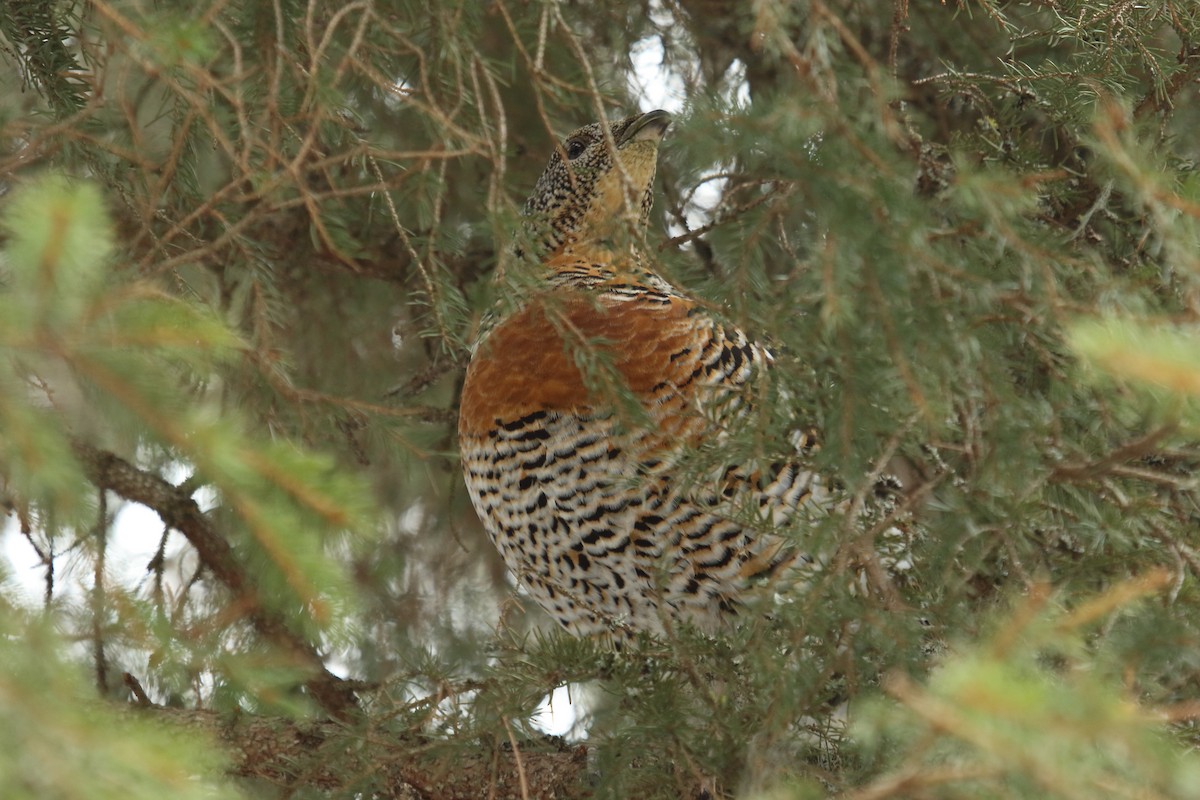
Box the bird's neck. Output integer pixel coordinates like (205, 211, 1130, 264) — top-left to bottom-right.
(556, 227, 651, 261)
(541, 242, 676, 296)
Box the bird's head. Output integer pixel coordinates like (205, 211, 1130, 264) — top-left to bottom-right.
(521, 109, 671, 257)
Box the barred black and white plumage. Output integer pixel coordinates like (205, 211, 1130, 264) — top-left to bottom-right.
(459, 110, 862, 639)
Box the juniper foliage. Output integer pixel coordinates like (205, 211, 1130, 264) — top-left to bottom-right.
(1, 1, 1199, 797)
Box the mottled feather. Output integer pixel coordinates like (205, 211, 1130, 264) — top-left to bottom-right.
(459, 111, 827, 638)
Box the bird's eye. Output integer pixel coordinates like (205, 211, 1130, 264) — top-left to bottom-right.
(565, 138, 587, 160)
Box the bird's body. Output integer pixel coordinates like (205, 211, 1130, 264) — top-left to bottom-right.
(459, 110, 824, 638)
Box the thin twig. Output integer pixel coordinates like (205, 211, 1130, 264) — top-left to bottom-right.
(92, 489, 109, 695)
(502, 716, 532, 800)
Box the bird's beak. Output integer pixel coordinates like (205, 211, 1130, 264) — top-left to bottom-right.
(617, 109, 672, 147)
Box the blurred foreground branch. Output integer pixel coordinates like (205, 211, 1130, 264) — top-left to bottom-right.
(72, 440, 359, 719)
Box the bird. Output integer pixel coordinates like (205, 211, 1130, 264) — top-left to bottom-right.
(459, 109, 835, 641)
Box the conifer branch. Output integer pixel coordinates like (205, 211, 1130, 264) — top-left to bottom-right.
(70, 440, 359, 719)
(149, 707, 587, 799)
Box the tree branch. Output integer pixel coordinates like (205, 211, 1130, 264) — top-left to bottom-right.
(71, 440, 359, 719)
(152, 707, 587, 799)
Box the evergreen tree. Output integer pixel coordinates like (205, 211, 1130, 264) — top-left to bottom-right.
(1, 1, 1199, 797)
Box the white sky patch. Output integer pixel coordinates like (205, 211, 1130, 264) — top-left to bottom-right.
(629, 34, 687, 115)
(2, 516, 48, 606)
(2, 461, 215, 609)
(110, 502, 169, 585)
(680, 59, 748, 232)
(627, 22, 752, 238)
(398, 501, 425, 534)
(533, 683, 585, 738)
(721, 58, 751, 108)
(680, 173, 729, 234)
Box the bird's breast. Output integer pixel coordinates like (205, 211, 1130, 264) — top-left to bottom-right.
(458, 289, 711, 441)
